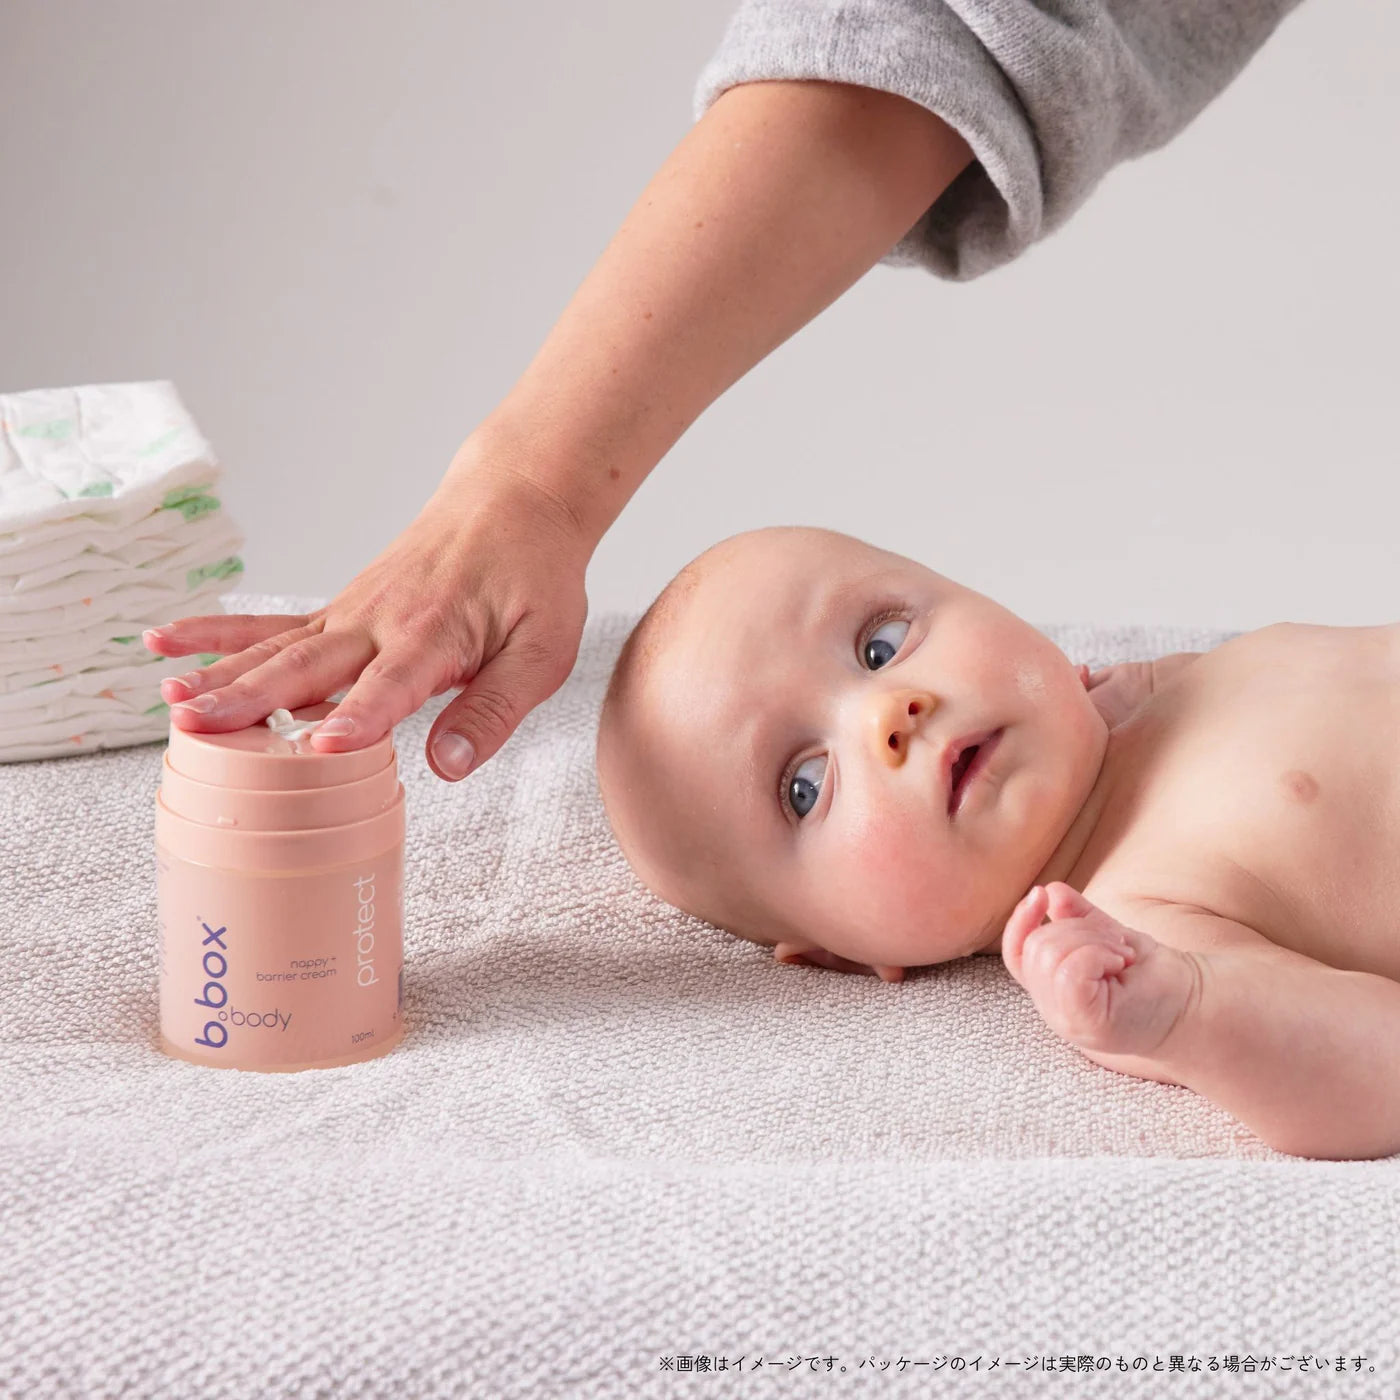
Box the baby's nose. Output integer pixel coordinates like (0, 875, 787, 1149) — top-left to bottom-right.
(869, 689, 937, 767)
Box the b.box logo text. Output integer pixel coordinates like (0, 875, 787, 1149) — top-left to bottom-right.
(195, 921, 229, 1049)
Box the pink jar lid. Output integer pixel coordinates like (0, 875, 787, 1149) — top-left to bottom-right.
(165, 702, 394, 790)
(155, 791, 403, 872)
(159, 751, 401, 831)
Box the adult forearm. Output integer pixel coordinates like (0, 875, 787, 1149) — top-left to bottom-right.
(1162, 945, 1400, 1160)
(457, 79, 973, 547)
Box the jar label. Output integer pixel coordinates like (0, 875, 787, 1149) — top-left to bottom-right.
(157, 846, 404, 1070)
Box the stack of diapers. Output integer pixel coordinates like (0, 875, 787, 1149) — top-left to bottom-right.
(0, 381, 245, 761)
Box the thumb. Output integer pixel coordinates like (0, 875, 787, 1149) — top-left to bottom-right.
(1043, 881, 1112, 927)
(424, 642, 560, 782)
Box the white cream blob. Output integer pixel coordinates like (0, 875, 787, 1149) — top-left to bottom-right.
(265, 707, 323, 744)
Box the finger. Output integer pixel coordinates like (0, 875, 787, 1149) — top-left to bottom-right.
(1052, 943, 1128, 1041)
(774, 944, 867, 975)
(308, 646, 446, 752)
(773, 943, 904, 979)
(160, 622, 326, 703)
(1044, 882, 1123, 931)
(425, 638, 567, 782)
(170, 630, 371, 732)
(1044, 881, 1097, 921)
(1043, 884, 1131, 949)
(1056, 939, 1128, 990)
(143, 612, 318, 658)
(1026, 921, 1137, 991)
(1000, 885, 1047, 982)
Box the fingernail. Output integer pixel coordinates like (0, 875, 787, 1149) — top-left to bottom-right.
(432, 732, 475, 780)
(316, 717, 355, 738)
(173, 694, 217, 714)
(143, 625, 173, 642)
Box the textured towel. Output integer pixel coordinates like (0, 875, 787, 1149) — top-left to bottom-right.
(695, 0, 1305, 280)
(2, 596, 1395, 1400)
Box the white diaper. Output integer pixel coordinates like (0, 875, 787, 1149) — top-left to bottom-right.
(0, 505, 241, 593)
(0, 381, 246, 760)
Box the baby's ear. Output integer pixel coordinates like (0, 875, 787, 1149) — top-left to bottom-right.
(773, 941, 905, 981)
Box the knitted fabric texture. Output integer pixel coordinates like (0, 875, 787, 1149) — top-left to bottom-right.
(695, 0, 1305, 279)
(2, 596, 1395, 1399)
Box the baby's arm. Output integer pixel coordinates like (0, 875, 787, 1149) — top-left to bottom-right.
(1003, 886, 1400, 1160)
(1152, 939, 1400, 1161)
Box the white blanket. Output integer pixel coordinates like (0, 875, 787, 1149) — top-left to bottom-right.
(1, 593, 1395, 1400)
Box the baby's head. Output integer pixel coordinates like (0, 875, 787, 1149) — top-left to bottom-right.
(595, 526, 1109, 980)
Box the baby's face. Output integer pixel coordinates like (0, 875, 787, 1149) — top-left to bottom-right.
(601, 527, 1108, 979)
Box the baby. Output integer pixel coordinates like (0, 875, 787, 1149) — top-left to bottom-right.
(595, 525, 1400, 1161)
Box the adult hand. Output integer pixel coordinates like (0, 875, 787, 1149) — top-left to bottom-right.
(142, 453, 592, 782)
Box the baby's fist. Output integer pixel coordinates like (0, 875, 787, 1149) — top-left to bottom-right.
(1001, 883, 1196, 1059)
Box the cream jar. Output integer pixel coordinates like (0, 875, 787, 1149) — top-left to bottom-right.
(155, 702, 405, 1071)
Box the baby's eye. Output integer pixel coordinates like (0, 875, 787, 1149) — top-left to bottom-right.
(862, 616, 910, 671)
(787, 754, 827, 819)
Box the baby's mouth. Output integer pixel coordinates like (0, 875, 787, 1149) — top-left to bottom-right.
(948, 746, 979, 812)
(946, 727, 1004, 816)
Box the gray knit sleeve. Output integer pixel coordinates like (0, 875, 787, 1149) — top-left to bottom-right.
(694, 0, 1305, 280)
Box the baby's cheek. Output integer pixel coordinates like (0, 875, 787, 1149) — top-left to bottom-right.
(840, 805, 942, 924)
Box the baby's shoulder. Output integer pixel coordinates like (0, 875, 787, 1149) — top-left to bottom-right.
(1194, 619, 1400, 681)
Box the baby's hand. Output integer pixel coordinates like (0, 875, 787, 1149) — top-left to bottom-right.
(1081, 652, 1203, 730)
(1080, 662, 1152, 729)
(1001, 884, 1198, 1059)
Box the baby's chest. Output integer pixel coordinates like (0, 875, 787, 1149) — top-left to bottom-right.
(1095, 624, 1400, 980)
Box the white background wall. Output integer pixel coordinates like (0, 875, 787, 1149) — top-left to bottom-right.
(2, 0, 1394, 632)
